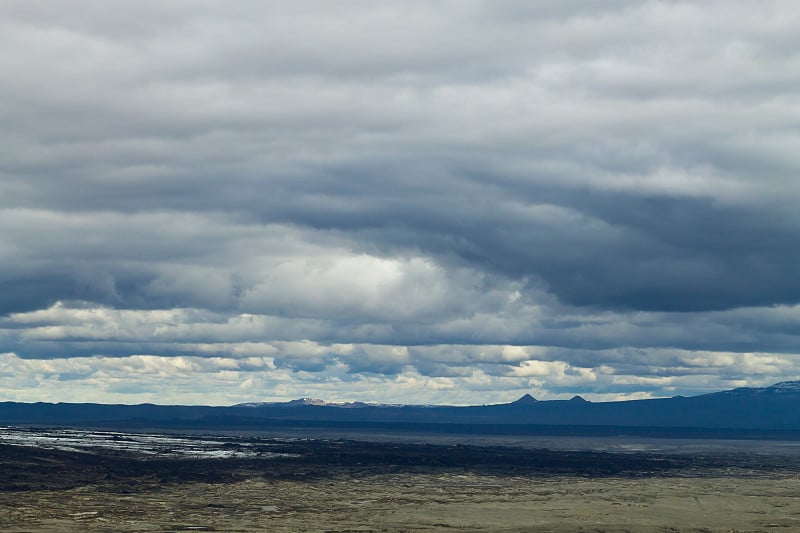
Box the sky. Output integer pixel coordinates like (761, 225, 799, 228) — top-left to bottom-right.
(2, 0, 800, 405)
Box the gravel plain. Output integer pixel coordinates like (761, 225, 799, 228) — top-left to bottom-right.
(2, 429, 800, 532)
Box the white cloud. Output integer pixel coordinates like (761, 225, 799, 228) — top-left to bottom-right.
(2, 1, 800, 403)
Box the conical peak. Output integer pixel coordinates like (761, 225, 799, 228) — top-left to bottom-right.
(512, 393, 538, 405)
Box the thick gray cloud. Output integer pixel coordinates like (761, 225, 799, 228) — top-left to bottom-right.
(1, 0, 800, 403)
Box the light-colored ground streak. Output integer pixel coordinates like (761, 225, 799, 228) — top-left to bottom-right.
(1, 473, 799, 532)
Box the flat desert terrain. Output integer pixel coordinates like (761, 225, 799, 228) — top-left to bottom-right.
(4, 473, 800, 532)
(1, 429, 799, 532)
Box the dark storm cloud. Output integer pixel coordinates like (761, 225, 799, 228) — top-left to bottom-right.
(1, 0, 800, 402)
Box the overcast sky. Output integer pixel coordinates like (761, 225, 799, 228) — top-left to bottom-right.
(2, 0, 800, 405)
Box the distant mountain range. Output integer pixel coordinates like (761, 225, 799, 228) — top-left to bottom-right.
(236, 398, 379, 408)
(3, 381, 800, 438)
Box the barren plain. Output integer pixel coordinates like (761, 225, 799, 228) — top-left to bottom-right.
(2, 429, 800, 532)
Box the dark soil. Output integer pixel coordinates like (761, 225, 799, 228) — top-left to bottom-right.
(3, 437, 798, 494)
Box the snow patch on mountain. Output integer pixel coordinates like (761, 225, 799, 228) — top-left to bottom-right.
(236, 398, 375, 408)
(768, 381, 800, 392)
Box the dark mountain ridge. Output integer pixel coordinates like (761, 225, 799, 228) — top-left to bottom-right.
(2, 381, 800, 436)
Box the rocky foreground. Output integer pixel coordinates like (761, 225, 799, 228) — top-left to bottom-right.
(2, 434, 800, 531)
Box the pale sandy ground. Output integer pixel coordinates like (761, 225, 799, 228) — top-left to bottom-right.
(1, 473, 799, 532)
